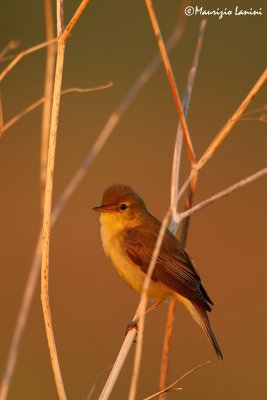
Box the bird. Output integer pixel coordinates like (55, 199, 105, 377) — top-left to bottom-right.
(93, 184, 223, 360)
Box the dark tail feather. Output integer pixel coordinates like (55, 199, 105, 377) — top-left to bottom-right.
(182, 298, 223, 360)
(195, 304, 223, 360)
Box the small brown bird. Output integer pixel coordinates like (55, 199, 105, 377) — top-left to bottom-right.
(93, 184, 223, 360)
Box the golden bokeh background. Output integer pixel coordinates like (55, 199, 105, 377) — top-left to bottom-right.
(0, 0, 266, 399)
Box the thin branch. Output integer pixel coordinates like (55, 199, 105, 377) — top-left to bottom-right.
(170, 18, 207, 230)
(174, 68, 267, 210)
(197, 69, 267, 170)
(41, 39, 67, 400)
(0, 5, 188, 398)
(41, 1, 91, 399)
(160, 18, 207, 399)
(158, 299, 177, 399)
(40, 0, 57, 211)
(0, 38, 57, 82)
(98, 329, 137, 400)
(59, 0, 91, 44)
(0, 83, 113, 137)
(57, 0, 64, 37)
(176, 166, 267, 223)
(61, 83, 113, 95)
(128, 210, 171, 400)
(143, 360, 212, 400)
(144, 0, 196, 166)
(1, 97, 44, 135)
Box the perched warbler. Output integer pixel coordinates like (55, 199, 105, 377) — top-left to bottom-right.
(93, 184, 222, 360)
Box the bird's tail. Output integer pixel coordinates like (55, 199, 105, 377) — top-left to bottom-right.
(177, 295, 223, 360)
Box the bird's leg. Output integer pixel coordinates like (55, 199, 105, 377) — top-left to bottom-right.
(126, 301, 162, 335)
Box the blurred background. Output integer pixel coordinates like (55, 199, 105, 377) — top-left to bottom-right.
(0, 0, 266, 399)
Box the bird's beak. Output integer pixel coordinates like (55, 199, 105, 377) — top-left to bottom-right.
(92, 205, 108, 213)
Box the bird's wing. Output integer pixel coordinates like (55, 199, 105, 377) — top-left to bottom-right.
(124, 225, 213, 311)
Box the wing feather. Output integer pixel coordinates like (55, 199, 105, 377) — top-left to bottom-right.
(124, 222, 213, 311)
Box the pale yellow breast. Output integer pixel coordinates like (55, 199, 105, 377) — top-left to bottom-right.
(100, 213, 171, 301)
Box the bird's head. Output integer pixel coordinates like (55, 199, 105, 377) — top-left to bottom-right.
(93, 184, 147, 229)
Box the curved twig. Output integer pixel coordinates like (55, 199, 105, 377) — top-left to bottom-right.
(143, 360, 212, 400)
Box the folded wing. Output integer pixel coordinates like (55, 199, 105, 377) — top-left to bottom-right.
(124, 221, 213, 312)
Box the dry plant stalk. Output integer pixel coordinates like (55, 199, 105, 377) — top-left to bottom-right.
(174, 68, 267, 211)
(0, 38, 57, 82)
(144, 0, 196, 166)
(41, 38, 67, 400)
(144, 360, 212, 400)
(40, 0, 90, 399)
(40, 0, 57, 211)
(128, 210, 171, 400)
(0, 6, 188, 398)
(0, 83, 113, 136)
(179, 166, 267, 221)
(197, 69, 267, 170)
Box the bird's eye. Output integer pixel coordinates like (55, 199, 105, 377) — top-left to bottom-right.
(120, 203, 127, 211)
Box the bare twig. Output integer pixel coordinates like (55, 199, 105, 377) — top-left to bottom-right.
(41, 1, 91, 399)
(158, 298, 177, 399)
(0, 83, 113, 137)
(59, 0, 91, 44)
(143, 360, 212, 400)
(2, 98, 45, 136)
(98, 326, 138, 400)
(0, 38, 57, 82)
(170, 17, 207, 233)
(41, 38, 67, 400)
(40, 0, 57, 211)
(197, 69, 267, 170)
(128, 211, 171, 400)
(61, 83, 113, 95)
(176, 166, 267, 223)
(160, 20, 207, 398)
(174, 68, 267, 211)
(0, 5, 187, 397)
(144, 0, 196, 166)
